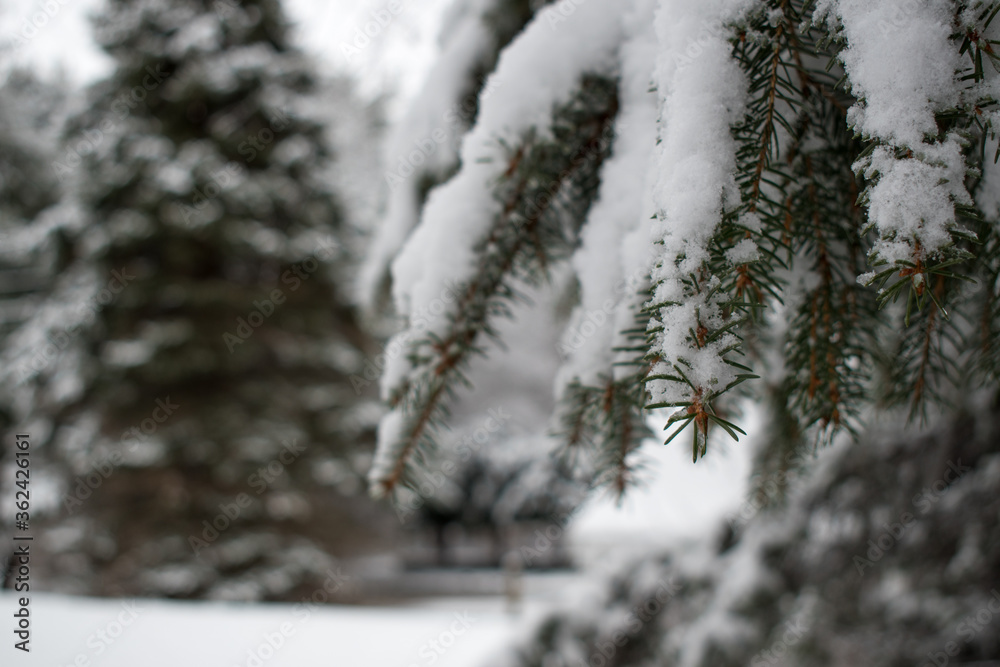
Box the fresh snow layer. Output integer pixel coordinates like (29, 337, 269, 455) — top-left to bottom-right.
(834, 0, 961, 148)
(358, 0, 501, 310)
(1, 592, 527, 667)
(372, 0, 628, 485)
(388, 0, 625, 327)
(646, 0, 750, 405)
(833, 0, 972, 266)
(556, 0, 659, 392)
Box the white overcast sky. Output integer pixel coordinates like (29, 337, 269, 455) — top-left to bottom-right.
(0, 0, 451, 111)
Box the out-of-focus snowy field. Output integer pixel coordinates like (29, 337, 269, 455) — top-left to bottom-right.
(1, 430, 752, 667)
(1, 591, 539, 667)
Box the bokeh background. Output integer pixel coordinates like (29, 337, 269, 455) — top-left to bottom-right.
(4, 2, 996, 667)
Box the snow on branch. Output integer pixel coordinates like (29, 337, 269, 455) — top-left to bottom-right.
(831, 0, 976, 307)
(369, 1, 627, 496)
(644, 0, 754, 461)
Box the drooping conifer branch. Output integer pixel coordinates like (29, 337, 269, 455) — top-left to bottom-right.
(371, 76, 619, 495)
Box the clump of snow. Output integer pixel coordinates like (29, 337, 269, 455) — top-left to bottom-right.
(388, 0, 624, 326)
(831, 0, 972, 266)
(834, 0, 960, 148)
(725, 238, 759, 266)
(370, 0, 628, 492)
(645, 0, 749, 405)
(555, 0, 659, 392)
(859, 142, 971, 265)
(358, 0, 503, 311)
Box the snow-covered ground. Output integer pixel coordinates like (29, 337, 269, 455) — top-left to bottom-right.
(569, 409, 755, 561)
(1, 590, 543, 667)
(0, 426, 751, 667)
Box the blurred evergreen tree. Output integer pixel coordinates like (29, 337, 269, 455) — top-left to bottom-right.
(1, 0, 388, 600)
(0, 69, 69, 590)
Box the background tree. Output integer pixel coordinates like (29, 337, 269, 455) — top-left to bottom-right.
(1, 0, 391, 600)
(0, 68, 68, 590)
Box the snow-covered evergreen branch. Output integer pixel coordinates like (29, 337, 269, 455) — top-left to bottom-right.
(368, 0, 1000, 497)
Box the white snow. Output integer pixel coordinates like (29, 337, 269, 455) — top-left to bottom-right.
(832, 0, 972, 266)
(859, 142, 971, 267)
(555, 0, 659, 392)
(833, 0, 960, 148)
(370, 0, 629, 490)
(0, 592, 524, 667)
(645, 0, 750, 406)
(358, 0, 505, 311)
(388, 0, 625, 326)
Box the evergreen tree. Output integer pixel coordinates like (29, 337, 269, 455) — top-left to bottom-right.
(365, 0, 1000, 503)
(0, 69, 68, 589)
(1, 0, 387, 600)
(0, 69, 67, 355)
(356, 0, 600, 550)
(505, 400, 1000, 667)
(359, 0, 551, 312)
(361, 0, 1000, 662)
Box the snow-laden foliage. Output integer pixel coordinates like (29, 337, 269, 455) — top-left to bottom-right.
(496, 400, 1000, 667)
(358, 0, 545, 313)
(0, 0, 388, 600)
(366, 0, 1000, 499)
